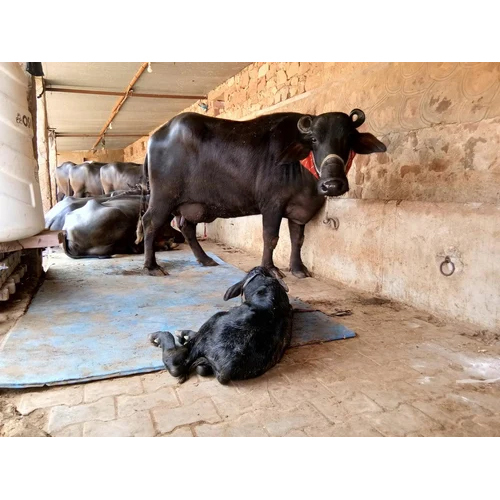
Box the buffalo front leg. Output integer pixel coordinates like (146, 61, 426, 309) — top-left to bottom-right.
(180, 221, 218, 267)
(288, 220, 311, 278)
(261, 212, 285, 278)
(142, 207, 172, 275)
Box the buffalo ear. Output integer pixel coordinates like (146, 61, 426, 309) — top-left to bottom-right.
(223, 279, 245, 301)
(352, 132, 387, 154)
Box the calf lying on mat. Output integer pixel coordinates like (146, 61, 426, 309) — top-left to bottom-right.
(150, 266, 293, 384)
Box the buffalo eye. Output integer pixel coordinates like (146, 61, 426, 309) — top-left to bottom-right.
(311, 137, 317, 144)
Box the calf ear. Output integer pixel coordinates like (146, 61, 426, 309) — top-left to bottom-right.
(275, 276, 289, 292)
(223, 279, 244, 301)
(352, 133, 387, 154)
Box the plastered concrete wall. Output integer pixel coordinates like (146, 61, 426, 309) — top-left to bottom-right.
(123, 62, 500, 330)
(209, 201, 500, 330)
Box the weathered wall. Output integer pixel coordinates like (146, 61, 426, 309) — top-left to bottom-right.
(123, 62, 500, 330)
(57, 149, 124, 165)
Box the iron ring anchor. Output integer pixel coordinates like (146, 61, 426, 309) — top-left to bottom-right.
(440, 256, 455, 277)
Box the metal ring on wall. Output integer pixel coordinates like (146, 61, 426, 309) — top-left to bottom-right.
(440, 256, 455, 277)
(322, 217, 340, 230)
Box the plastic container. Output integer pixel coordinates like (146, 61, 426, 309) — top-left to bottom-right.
(0, 62, 45, 242)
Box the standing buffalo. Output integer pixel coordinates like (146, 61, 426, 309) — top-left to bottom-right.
(140, 109, 387, 277)
(55, 161, 76, 200)
(69, 161, 107, 197)
(100, 162, 144, 194)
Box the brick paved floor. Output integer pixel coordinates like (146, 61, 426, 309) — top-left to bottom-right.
(1, 242, 499, 437)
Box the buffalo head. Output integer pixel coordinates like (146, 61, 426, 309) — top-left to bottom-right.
(295, 109, 386, 197)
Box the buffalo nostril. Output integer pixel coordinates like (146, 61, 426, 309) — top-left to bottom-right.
(323, 180, 343, 192)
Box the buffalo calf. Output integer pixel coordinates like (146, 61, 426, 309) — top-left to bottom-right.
(150, 266, 293, 384)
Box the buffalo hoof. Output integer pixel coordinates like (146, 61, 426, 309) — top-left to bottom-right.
(144, 265, 169, 276)
(268, 266, 286, 279)
(149, 331, 175, 349)
(149, 332, 162, 347)
(291, 265, 312, 279)
(199, 257, 219, 267)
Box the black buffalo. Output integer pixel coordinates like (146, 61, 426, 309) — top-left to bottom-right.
(45, 195, 184, 258)
(69, 161, 107, 198)
(140, 109, 386, 278)
(100, 162, 144, 194)
(55, 161, 76, 200)
(150, 266, 292, 384)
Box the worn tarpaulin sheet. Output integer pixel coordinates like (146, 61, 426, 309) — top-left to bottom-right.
(0, 250, 355, 388)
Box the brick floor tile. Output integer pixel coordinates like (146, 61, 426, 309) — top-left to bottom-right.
(176, 378, 237, 406)
(161, 426, 194, 437)
(117, 387, 178, 418)
(195, 412, 270, 437)
(84, 376, 143, 403)
(152, 397, 221, 434)
(361, 404, 443, 436)
(412, 394, 492, 428)
(304, 414, 384, 437)
(83, 411, 155, 437)
(52, 424, 83, 437)
(255, 402, 328, 437)
(141, 370, 180, 392)
(17, 385, 83, 415)
(47, 397, 115, 434)
(310, 391, 382, 425)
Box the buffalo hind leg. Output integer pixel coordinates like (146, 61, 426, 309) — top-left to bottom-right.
(180, 220, 218, 267)
(143, 206, 173, 275)
(288, 220, 311, 278)
(261, 212, 285, 278)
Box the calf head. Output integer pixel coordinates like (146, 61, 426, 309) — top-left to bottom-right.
(223, 266, 289, 310)
(296, 109, 387, 197)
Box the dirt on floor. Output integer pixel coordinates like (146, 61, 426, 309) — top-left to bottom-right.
(1, 242, 499, 437)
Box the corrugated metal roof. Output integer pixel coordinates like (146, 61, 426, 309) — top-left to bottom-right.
(43, 62, 249, 151)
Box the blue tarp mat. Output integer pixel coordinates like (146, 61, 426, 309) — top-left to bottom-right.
(0, 250, 355, 388)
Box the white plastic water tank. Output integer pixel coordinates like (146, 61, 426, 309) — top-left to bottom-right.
(0, 62, 45, 242)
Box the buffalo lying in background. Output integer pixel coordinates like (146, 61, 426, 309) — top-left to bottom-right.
(45, 195, 184, 258)
(139, 109, 387, 278)
(150, 266, 292, 384)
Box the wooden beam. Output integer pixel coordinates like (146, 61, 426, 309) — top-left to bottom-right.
(56, 133, 145, 138)
(0, 230, 65, 253)
(46, 87, 206, 100)
(91, 63, 150, 151)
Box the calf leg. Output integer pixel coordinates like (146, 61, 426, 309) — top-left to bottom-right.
(288, 220, 311, 278)
(180, 220, 218, 267)
(261, 212, 285, 278)
(149, 331, 189, 381)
